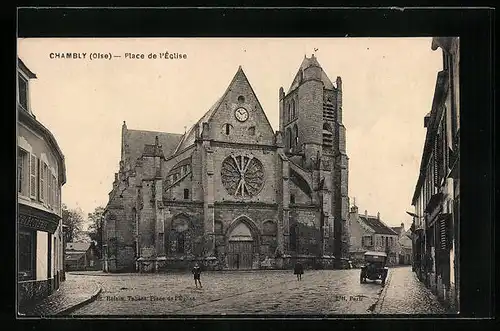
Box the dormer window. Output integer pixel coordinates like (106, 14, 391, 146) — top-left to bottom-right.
(18, 74, 28, 110)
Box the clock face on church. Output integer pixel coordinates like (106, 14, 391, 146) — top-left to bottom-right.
(234, 107, 249, 122)
(221, 154, 265, 198)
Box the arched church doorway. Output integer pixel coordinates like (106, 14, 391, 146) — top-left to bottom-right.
(227, 221, 255, 270)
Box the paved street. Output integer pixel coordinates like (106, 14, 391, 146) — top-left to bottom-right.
(375, 266, 448, 314)
(19, 274, 101, 316)
(68, 266, 447, 315)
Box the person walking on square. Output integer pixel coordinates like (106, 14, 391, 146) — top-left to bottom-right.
(294, 261, 304, 281)
(192, 262, 202, 288)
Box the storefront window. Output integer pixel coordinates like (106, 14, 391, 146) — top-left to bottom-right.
(18, 229, 35, 280)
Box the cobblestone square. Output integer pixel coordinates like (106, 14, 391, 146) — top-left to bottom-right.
(67, 266, 447, 315)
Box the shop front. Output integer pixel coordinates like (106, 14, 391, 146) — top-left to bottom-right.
(18, 203, 63, 311)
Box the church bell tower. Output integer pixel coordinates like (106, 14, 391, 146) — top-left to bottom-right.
(279, 54, 350, 259)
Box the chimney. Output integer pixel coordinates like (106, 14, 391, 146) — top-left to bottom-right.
(401, 222, 405, 231)
(377, 212, 380, 220)
(365, 210, 368, 219)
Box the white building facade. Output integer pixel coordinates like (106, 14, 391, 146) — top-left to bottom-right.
(17, 58, 67, 312)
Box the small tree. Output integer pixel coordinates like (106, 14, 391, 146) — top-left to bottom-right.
(62, 204, 85, 243)
(87, 206, 105, 259)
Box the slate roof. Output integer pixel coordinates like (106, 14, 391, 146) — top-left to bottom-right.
(173, 96, 223, 154)
(287, 55, 335, 94)
(360, 215, 398, 236)
(174, 66, 272, 154)
(126, 129, 183, 165)
(391, 226, 404, 235)
(66, 242, 91, 252)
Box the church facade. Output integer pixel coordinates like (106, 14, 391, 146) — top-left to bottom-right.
(102, 54, 350, 272)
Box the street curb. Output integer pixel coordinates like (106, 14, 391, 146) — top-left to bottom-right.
(372, 269, 393, 314)
(55, 281, 102, 315)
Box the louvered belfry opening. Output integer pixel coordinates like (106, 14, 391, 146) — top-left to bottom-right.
(322, 101, 335, 149)
(323, 102, 335, 121)
(322, 123, 333, 148)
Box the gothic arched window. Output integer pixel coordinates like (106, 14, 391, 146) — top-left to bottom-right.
(293, 124, 299, 149)
(287, 104, 292, 122)
(291, 99, 296, 119)
(286, 128, 292, 150)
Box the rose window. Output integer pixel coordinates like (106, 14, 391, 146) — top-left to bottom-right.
(221, 155, 265, 198)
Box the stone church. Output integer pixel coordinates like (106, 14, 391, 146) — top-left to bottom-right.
(102, 54, 350, 272)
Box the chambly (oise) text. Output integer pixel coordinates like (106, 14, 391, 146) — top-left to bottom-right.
(49, 52, 188, 60)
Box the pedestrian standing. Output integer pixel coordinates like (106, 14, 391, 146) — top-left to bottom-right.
(192, 262, 202, 288)
(294, 261, 304, 281)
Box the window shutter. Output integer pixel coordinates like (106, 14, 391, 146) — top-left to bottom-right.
(48, 171, 52, 206)
(437, 129, 444, 183)
(433, 141, 439, 187)
(54, 176, 59, 211)
(53, 175, 57, 208)
(40, 162, 45, 202)
(439, 217, 447, 250)
(30, 154, 37, 198)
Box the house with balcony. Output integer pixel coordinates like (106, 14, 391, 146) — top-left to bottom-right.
(17, 58, 67, 314)
(347, 204, 399, 266)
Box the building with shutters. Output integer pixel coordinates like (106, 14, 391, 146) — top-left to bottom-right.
(17, 58, 67, 312)
(347, 205, 399, 266)
(390, 223, 413, 265)
(410, 37, 460, 312)
(102, 54, 350, 272)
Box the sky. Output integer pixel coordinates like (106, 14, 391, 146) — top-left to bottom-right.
(17, 37, 443, 230)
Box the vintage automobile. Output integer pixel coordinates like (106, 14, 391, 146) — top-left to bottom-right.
(360, 251, 388, 286)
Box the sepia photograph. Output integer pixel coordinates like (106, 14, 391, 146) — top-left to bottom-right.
(16, 36, 460, 317)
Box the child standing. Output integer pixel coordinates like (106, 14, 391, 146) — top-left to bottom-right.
(192, 263, 202, 288)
